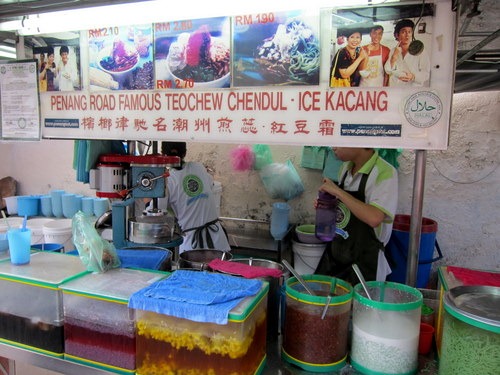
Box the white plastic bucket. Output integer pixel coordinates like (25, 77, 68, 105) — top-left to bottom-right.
(3, 196, 19, 215)
(43, 219, 73, 253)
(27, 218, 55, 244)
(292, 240, 326, 275)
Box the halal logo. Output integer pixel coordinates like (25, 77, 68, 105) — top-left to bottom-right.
(404, 91, 443, 128)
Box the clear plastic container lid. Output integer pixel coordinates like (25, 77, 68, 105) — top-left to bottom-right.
(444, 285, 500, 332)
(0, 251, 87, 286)
(60, 268, 167, 303)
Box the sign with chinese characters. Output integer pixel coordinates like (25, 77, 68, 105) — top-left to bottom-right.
(40, 0, 456, 150)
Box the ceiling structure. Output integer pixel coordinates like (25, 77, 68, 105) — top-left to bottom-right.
(0, 0, 498, 93)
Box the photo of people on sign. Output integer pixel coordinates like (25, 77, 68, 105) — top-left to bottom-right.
(154, 17, 231, 90)
(232, 10, 320, 87)
(33, 32, 82, 92)
(330, 2, 434, 88)
(87, 24, 154, 91)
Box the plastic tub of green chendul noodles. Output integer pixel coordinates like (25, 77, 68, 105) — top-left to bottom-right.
(438, 285, 500, 375)
(350, 281, 422, 375)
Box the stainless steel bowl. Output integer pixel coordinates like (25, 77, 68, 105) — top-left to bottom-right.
(128, 214, 182, 244)
(179, 249, 232, 271)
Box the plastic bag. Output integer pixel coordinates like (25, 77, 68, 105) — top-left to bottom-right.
(230, 145, 255, 171)
(301, 146, 328, 170)
(252, 144, 273, 170)
(323, 148, 343, 182)
(72, 211, 120, 273)
(376, 148, 402, 169)
(259, 160, 305, 201)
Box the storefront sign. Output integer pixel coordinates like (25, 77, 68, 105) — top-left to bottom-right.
(39, 0, 456, 150)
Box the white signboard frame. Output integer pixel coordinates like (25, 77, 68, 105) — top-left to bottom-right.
(40, 0, 456, 150)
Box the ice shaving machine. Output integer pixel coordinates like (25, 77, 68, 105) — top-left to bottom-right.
(90, 153, 183, 249)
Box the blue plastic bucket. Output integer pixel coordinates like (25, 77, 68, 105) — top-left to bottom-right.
(386, 215, 442, 288)
(17, 195, 41, 217)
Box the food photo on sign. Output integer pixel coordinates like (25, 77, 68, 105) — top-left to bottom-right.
(154, 16, 231, 90)
(232, 9, 320, 87)
(87, 24, 154, 91)
(329, 2, 434, 89)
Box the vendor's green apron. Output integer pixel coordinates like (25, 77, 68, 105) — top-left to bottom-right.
(315, 172, 384, 284)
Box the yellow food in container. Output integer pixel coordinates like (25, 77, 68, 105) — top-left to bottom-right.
(133, 281, 268, 375)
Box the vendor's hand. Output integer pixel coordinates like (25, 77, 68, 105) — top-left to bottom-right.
(319, 177, 341, 197)
(399, 71, 415, 82)
(391, 42, 401, 65)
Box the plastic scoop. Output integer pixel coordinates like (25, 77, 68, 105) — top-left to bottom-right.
(282, 260, 316, 296)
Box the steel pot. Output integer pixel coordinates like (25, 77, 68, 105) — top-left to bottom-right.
(178, 249, 232, 271)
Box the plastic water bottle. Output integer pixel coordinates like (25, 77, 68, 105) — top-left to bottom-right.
(315, 192, 338, 242)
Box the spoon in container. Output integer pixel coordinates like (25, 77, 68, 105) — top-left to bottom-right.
(282, 260, 316, 296)
(352, 264, 373, 300)
(352, 264, 384, 322)
(321, 277, 338, 319)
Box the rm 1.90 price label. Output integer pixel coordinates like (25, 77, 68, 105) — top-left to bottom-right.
(234, 13, 276, 26)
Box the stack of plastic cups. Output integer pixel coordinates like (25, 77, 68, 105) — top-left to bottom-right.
(3, 196, 19, 215)
(40, 195, 53, 217)
(62, 194, 82, 218)
(81, 197, 95, 216)
(50, 190, 65, 218)
(93, 198, 110, 218)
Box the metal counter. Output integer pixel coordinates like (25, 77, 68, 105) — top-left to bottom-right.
(220, 217, 293, 262)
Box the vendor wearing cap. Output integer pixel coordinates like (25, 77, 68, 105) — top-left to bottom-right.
(384, 19, 430, 87)
(330, 26, 368, 87)
(160, 142, 230, 254)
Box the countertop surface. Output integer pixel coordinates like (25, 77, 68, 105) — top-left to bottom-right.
(264, 335, 439, 375)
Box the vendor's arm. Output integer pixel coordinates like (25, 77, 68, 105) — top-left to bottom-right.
(385, 45, 400, 75)
(339, 49, 368, 79)
(39, 67, 47, 80)
(412, 52, 431, 85)
(319, 177, 385, 228)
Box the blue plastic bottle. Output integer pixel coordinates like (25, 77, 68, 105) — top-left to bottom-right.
(315, 191, 338, 242)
